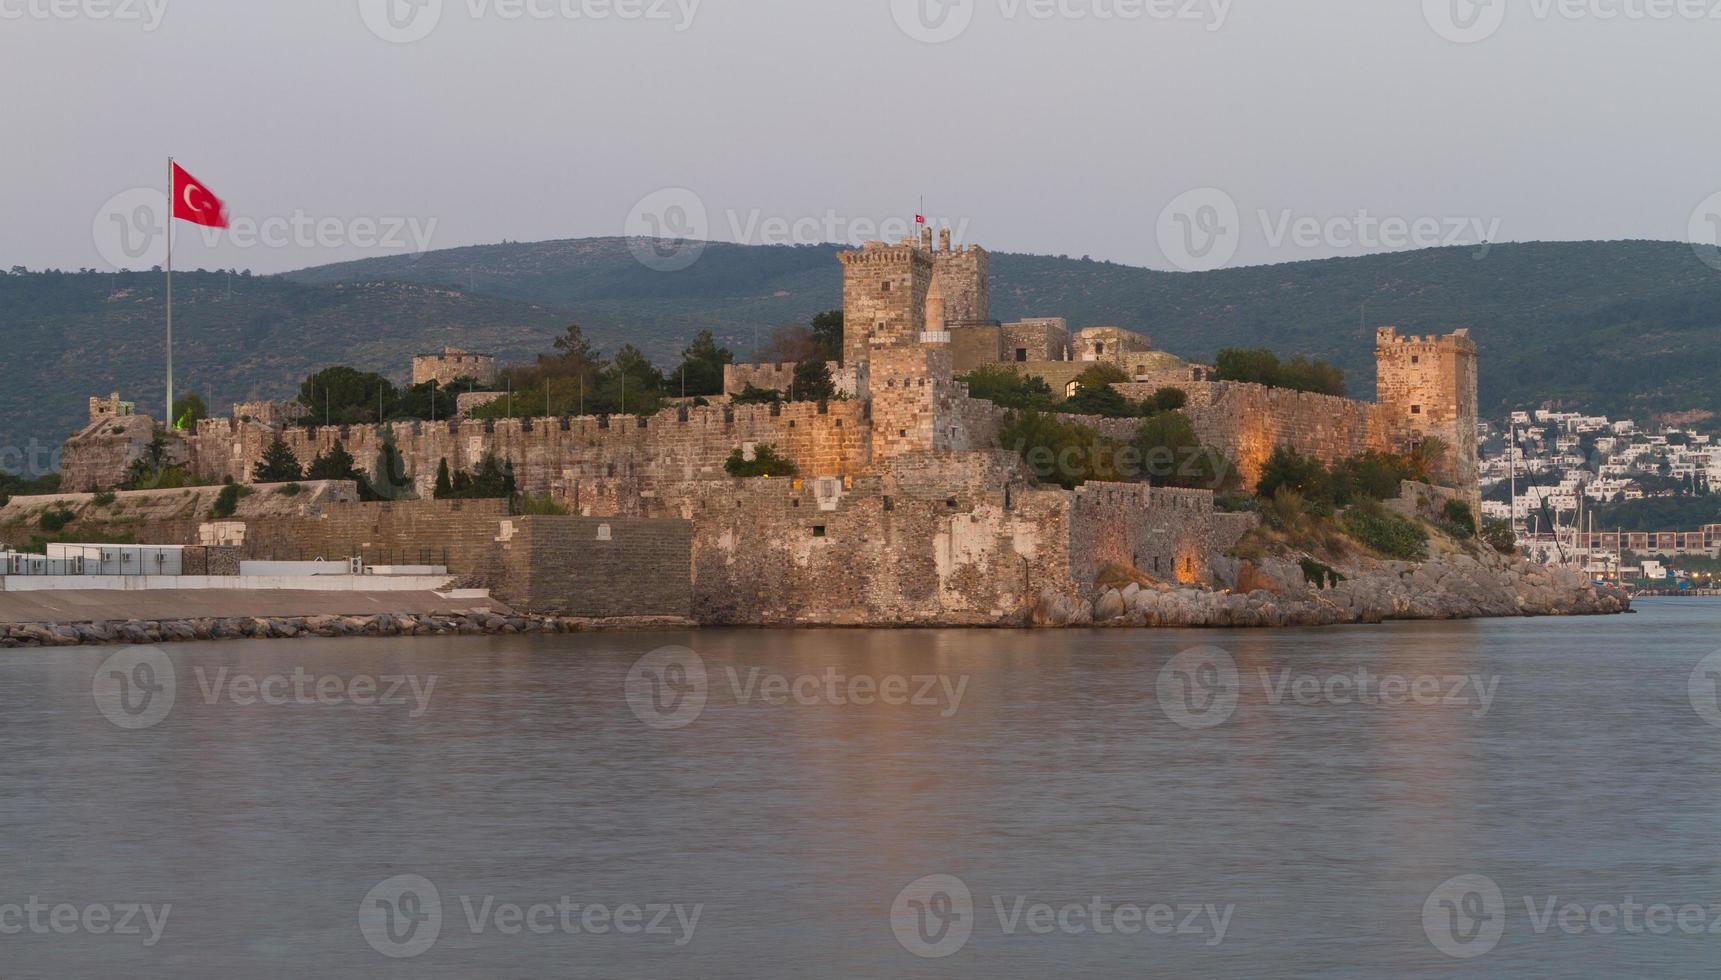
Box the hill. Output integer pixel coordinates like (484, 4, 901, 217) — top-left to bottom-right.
(4, 237, 1720, 464)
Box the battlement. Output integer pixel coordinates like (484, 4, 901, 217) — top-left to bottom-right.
(1376, 326, 1477, 352)
(840, 243, 932, 265)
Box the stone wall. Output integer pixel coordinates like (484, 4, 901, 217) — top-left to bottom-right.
(656, 462, 1241, 625)
(722, 361, 846, 398)
(60, 414, 160, 492)
(502, 516, 692, 618)
(949, 323, 1004, 373)
(1067, 483, 1230, 586)
(184, 400, 874, 501)
(455, 391, 505, 418)
(1152, 381, 1397, 489)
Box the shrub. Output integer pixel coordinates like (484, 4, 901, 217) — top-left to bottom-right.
(1257, 447, 1336, 512)
(515, 493, 570, 516)
(209, 483, 252, 519)
(1442, 499, 1478, 539)
(1342, 503, 1429, 560)
(730, 383, 783, 405)
(92, 491, 117, 507)
(276, 483, 304, 497)
(1150, 387, 1188, 413)
(1215, 348, 1345, 395)
(38, 508, 76, 532)
(725, 444, 797, 478)
(1262, 489, 1313, 535)
(959, 365, 1056, 411)
(1481, 519, 1518, 555)
(1130, 412, 1239, 491)
(1299, 557, 1346, 590)
(1215, 493, 1257, 513)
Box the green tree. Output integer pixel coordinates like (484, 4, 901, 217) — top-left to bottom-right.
(960, 365, 1057, 411)
(1132, 412, 1238, 490)
(306, 440, 359, 482)
(671, 330, 733, 398)
(810, 310, 844, 362)
(297, 366, 397, 425)
(433, 458, 454, 499)
(595, 344, 666, 415)
(393, 380, 457, 421)
(172, 392, 208, 430)
(365, 437, 414, 501)
(252, 437, 304, 483)
(790, 358, 835, 402)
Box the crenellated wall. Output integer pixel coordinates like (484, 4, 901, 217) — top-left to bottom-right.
(185, 400, 874, 501)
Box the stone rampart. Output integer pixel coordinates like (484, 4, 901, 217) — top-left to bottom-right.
(186, 400, 873, 500)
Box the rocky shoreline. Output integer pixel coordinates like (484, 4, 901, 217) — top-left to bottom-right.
(1037, 546, 1631, 628)
(0, 547, 1631, 644)
(0, 612, 697, 647)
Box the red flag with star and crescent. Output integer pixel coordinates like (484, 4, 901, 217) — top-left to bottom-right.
(171, 162, 228, 228)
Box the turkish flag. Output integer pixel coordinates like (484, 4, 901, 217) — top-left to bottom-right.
(171, 162, 228, 228)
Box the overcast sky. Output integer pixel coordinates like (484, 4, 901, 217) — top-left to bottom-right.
(5, 0, 1718, 275)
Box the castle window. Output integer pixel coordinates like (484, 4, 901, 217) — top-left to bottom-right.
(882, 281, 892, 293)
(812, 526, 826, 538)
(1095, 343, 1105, 355)
(1412, 405, 1422, 415)
(946, 498, 958, 509)
(1015, 348, 1028, 362)
(883, 496, 894, 511)
(1412, 356, 1421, 365)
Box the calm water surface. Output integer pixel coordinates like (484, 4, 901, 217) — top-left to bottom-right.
(1, 600, 1718, 978)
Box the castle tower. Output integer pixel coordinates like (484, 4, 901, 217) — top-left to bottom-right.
(869, 345, 970, 460)
(839, 241, 933, 366)
(932, 241, 990, 326)
(1375, 327, 1480, 494)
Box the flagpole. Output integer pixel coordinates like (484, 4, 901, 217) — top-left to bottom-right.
(166, 155, 174, 430)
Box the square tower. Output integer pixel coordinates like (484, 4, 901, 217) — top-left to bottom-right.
(932, 236, 990, 326)
(1376, 327, 1480, 493)
(839, 242, 933, 366)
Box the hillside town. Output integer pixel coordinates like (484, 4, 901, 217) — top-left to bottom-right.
(1478, 409, 1720, 587)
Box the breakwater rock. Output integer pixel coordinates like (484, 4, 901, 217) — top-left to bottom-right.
(1036, 547, 1631, 629)
(0, 612, 697, 647)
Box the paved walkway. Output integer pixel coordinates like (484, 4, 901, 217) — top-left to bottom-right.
(0, 590, 505, 624)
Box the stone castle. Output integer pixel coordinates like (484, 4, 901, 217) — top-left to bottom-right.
(58, 227, 1479, 624)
